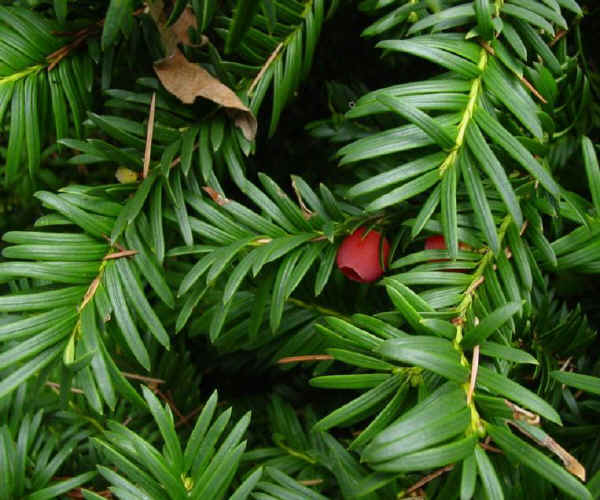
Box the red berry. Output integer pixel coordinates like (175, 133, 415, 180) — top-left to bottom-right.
(424, 235, 470, 272)
(425, 235, 447, 251)
(425, 235, 470, 252)
(336, 227, 390, 283)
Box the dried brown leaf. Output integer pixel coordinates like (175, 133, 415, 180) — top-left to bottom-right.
(154, 49, 257, 140)
(171, 7, 205, 47)
(508, 420, 586, 481)
(79, 275, 101, 312)
(146, 0, 177, 56)
(291, 176, 313, 219)
(147, 1, 256, 140)
(504, 399, 541, 425)
(147, 1, 207, 53)
(202, 186, 230, 206)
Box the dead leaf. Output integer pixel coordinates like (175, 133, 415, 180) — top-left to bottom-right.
(146, 0, 177, 56)
(202, 186, 229, 206)
(116, 167, 139, 184)
(154, 49, 257, 140)
(291, 176, 313, 219)
(146, 1, 257, 140)
(79, 275, 101, 312)
(508, 420, 586, 481)
(171, 7, 205, 47)
(147, 1, 207, 53)
(504, 399, 540, 425)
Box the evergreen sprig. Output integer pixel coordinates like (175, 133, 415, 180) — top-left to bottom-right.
(0, 0, 599, 498)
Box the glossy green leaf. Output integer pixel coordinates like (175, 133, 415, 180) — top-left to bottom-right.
(474, 107, 560, 197)
(102, 0, 132, 49)
(370, 435, 477, 472)
(105, 262, 150, 370)
(460, 150, 499, 254)
(377, 94, 456, 150)
(465, 123, 523, 227)
(582, 136, 600, 215)
(460, 453, 477, 500)
(550, 371, 600, 395)
(462, 302, 521, 349)
(477, 366, 561, 424)
(475, 445, 504, 500)
(314, 374, 405, 432)
(115, 259, 170, 349)
(480, 341, 538, 364)
(363, 407, 471, 463)
(377, 337, 469, 383)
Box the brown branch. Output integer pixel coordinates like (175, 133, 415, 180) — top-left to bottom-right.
(479, 40, 495, 56)
(519, 75, 548, 104)
(276, 354, 334, 364)
(155, 388, 186, 422)
(103, 249, 139, 260)
(168, 143, 199, 170)
(46, 381, 84, 394)
(102, 234, 127, 252)
(404, 465, 454, 496)
(176, 405, 204, 428)
(47, 33, 92, 71)
(479, 39, 548, 104)
(47, 7, 146, 71)
(550, 29, 568, 47)
(465, 275, 485, 296)
(67, 486, 113, 499)
(121, 372, 165, 384)
(480, 441, 503, 454)
(248, 42, 283, 96)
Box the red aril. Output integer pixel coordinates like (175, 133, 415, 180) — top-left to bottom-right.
(336, 227, 390, 283)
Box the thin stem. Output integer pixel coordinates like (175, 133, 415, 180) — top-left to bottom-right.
(287, 297, 347, 318)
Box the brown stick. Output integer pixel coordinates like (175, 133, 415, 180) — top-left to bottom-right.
(479, 40, 547, 104)
(121, 371, 165, 384)
(465, 275, 485, 296)
(46, 381, 84, 394)
(519, 76, 548, 104)
(405, 465, 455, 496)
(143, 92, 156, 179)
(276, 354, 334, 364)
(103, 249, 139, 260)
(467, 345, 480, 405)
(480, 441, 503, 454)
(176, 405, 204, 428)
(47, 7, 146, 71)
(550, 29, 568, 47)
(248, 42, 283, 96)
(298, 479, 324, 486)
